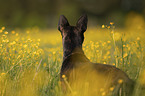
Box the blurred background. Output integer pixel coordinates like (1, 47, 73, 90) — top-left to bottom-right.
(0, 0, 145, 29)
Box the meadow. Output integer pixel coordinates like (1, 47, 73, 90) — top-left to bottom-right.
(0, 16, 145, 96)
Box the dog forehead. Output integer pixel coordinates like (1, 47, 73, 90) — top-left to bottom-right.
(64, 26, 78, 33)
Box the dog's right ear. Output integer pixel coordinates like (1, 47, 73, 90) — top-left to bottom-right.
(76, 14, 88, 33)
(58, 15, 70, 32)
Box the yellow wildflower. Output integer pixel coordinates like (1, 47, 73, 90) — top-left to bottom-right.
(33, 51, 37, 54)
(62, 75, 66, 78)
(108, 56, 111, 58)
(110, 87, 114, 91)
(16, 33, 19, 36)
(103, 62, 106, 64)
(11, 30, 15, 34)
(2, 34, 6, 37)
(23, 44, 27, 48)
(53, 51, 56, 55)
(1, 73, 6, 75)
(12, 41, 16, 45)
(118, 79, 123, 84)
(4, 31, 8, 34)
(15, 38, 19, 41)
(137, 37, 140, 41)
(106, 51, 110, 55)
(123, 53, 128, 58)
(37, 39, 40, 41)
(107, 26, 110, 29)
(2, 40, 6, 43)
(1, 26, 5, 30)
(102, 25, 105, 28)
(0, 30, 2, 33)
(123, 45, 126, 47)
(102, 92, 106, 96)
(120, 58, 123, 61)
(112, 63, 115, 66)
(111, 31, 114, 34)
(107, 41, 111, 43)
(110, 22, 114, 25)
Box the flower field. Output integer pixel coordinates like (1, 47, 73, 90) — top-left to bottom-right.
(0, 21, 145, 96)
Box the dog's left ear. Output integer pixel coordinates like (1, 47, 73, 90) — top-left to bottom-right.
(76, 14, 88, 32)
(58, 15, 70, 32)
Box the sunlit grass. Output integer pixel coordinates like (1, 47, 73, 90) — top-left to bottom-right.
(0, 13, 145, 96)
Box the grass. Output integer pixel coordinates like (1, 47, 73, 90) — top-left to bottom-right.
(0, 21, 145, 96)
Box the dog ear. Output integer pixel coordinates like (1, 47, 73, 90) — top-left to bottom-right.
(58, 15, 70, 32)
(76, 14, 88, 32)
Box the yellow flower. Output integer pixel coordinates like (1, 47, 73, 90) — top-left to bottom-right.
(123, 53, 128, 58)
(4, 31, 8, 34)
(37, 39, 40, 41)
(62, 75, 66, 78)
(107, 41, 111, 43)
(12, 41, 16, 45)
(110, 87, 114, 91)
(102, 92, 106, 96)
(12, 62, 15, 65)
(0, 30, 2, 33)
(106, 51, 110, 55)
(1, 73, 6, 75)
(36, 62, 39, 64)
(11, 30, 15, 34)
(23, 44, 27, 48)
(53, 51, 56, 55)
(2, 40, 6, 43)
(111, 31, 114, 34)
(1, 26, 5, 30)
(110, 22, 114, 25)
(35, 46, 38, 49)
(102, 25, 105, 28)
(112, 63, 115, 66)
(120, 58, 123, 61)
(2, 34, 6, 37)
(137, 37, 140, 41)
(15, 38, 19, 41)
(33, 51, 37, 54)
(118, 79, 123, 84)
(16, 33, 19, 36)
(123, 45, 126, 47)
(103, 62, 106, 64)
(107, 26, 110, 29)
(6, 39, 9, 43)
